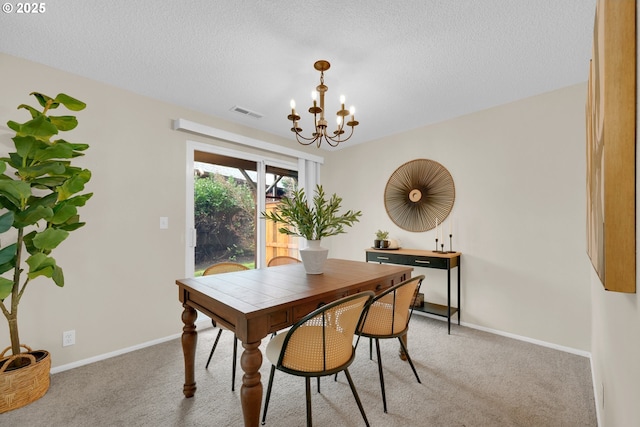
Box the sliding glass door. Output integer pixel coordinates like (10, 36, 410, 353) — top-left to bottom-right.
(185, 142, 298, 276)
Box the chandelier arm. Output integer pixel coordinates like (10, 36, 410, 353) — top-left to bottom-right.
(324, 125, 355, 147)
(293, 131, 321, 145)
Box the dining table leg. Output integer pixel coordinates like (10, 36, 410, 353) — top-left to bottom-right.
(240, 340, 262, 427)
(240, 339, 263, 427)
(181, 304, 198, 397)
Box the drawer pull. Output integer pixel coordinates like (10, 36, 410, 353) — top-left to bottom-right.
(376, 256, 390, 260)
(415, 260, 431, 264)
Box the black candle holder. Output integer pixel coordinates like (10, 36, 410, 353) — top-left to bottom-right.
(435, 238, 439, 252)
(447, 233, 456, 253)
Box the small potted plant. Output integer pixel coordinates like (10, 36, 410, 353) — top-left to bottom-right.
(374, 230, 389, 249)
(262, 185, 361, 274)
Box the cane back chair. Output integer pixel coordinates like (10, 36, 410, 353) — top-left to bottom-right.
(357, 275, 425, 413)
(261, 291, 375, 427)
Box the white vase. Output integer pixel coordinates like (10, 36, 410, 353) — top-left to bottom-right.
(299, 239, 328, 274)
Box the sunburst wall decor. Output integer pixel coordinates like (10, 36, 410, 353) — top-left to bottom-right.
(384, 159, 455, 232)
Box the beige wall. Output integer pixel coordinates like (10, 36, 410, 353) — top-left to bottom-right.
(322, 84, 592, 352)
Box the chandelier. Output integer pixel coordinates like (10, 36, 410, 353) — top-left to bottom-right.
(287, 60, 359, 148)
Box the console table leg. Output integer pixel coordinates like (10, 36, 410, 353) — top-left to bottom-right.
(458, 259, 462, 325)
(447, 268, 452, 334)
(181, 304, 198, 398)
(240, 339, 263, 427)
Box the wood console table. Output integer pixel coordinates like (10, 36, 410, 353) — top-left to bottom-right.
(366, 248, 461, 334)
(177, 258, 412, 427)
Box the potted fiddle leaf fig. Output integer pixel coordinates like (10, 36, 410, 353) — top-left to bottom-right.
(0, 92, 92, 412)
(262, 185, 361, 274)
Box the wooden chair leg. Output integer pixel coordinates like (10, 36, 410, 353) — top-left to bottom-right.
(344, 368, 370, 427)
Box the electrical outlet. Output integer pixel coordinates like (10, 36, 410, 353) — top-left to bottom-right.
(62, 330, 75, 347)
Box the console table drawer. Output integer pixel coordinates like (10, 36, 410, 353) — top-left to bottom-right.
(366, 252, 449, 269)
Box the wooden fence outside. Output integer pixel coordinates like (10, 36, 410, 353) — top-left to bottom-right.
(264, 201, 299, 263)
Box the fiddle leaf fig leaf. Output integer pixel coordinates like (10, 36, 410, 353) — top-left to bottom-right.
(32, 228, 69, 251)
(26, 253, 55, 280)
(17, 161, 66, 179)
(0, 243, 17, 265)
(14, 205, 53, 228)
(65, 193, 93, 207)
(13, 135, 38, 159)
(16, 104, 41, 119)
(50, 203, 77, 225)
(30, 92, 57, 109)
(19, 114, 58, 140)
(0, 277, 13, 300)
(49, 115, 78, 131)
(58, 169, 91, 200)
(54, 93, 86, 111)
(0, 180, 31, 206)
(33, 141, 76, 162)
(52, 264, 64, 287)
(0, 211, 14, 233)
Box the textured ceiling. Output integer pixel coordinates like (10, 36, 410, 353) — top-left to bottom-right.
(1, 0, 596, 150)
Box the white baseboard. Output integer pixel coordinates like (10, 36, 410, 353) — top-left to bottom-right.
(412, 310, 591, 358)
(50, 319, 212, 374)
(53, 314, 590, 373)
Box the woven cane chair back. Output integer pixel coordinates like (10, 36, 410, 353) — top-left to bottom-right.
(267, 255, 301, 267)
(275, 291, 373, 374)
(359, 275, 424, 338)
(203, 262, 249, 276)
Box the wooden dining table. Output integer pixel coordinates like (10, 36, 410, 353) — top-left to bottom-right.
(176, 258, 413, 427)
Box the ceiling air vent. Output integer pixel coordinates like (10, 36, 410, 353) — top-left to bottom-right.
(230, 105, 263, 119)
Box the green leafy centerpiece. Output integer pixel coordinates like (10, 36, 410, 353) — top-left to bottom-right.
(262, 185, 361, 274)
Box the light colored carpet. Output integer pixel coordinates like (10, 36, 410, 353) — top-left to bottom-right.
(1, 316, 596, 426)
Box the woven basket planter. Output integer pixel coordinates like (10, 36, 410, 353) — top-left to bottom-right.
(0, 344, 51, 413)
